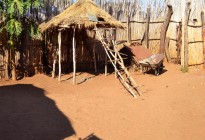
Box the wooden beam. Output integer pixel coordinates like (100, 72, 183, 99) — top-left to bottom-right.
(176, 22, 182, 64)
(127, 14, 131, 43)
(52, 46, 57, 78)
(201, 11, 205, 68)
(182, 2, 191, 72)
(160, 5, 173, 53)
(165, 37, 171, 62)
(58, 30, 62, 82)
(145, 7, 150, 49)
(73, 28, 76, 85)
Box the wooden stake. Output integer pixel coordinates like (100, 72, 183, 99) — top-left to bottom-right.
(73, 28, 76, 85)
(145, 7, 150, 49)
(126, 14, 131, 43)
(52, 46, 57, 78)
(201, 11, 205, 68)
(182, 2, 191, 71)
(164, 37, 171, 62)
(160, 5, 173, 53)
(93, 33, 97, 73)
(176, 22, 182, 64)
(58, 30, 62, 82)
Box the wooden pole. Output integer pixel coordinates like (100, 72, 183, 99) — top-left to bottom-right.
(73, 28, 76, 85)
(145, 7, 150, 49)
(104, 29, 108, 76)
(164, 37, 171, 62)
(201, 11, 205, 68)
(176, 22, 182, 64)
(93, 32, 97, 73)
(126, 14, 131, 43)
(52, 46, 57, 78)
(182, 2, 191, 72)
(160, 5, 173, 53)
(58, 30, 62, 82)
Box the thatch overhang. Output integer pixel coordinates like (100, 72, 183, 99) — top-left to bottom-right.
(40, 0, 124, 32)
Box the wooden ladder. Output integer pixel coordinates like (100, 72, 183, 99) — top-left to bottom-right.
(95, 28, 141, 98)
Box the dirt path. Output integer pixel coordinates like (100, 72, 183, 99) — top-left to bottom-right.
(0, 63, 205, 140)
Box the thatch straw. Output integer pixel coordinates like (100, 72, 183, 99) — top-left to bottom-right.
(40, 0, 124, 32)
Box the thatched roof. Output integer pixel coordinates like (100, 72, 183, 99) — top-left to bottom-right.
(40, 0, 124, 32)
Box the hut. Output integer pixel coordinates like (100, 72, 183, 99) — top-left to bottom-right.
(40, 0, 123, 84)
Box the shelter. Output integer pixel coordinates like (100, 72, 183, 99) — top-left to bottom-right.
(40, 0, 123, 84)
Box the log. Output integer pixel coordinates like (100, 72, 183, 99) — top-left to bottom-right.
(160, 5, 173, 53)
(73, 28, 76, 85)
(182, 2, 191, 72)
(201, 11, 205, 68)
(93, 39, 97, 73)
(4, 50, 9, 79)
(176, 22, 182, 64)
(127, 15, 131, 43)
(165, 37, 171, 62)
(58, 30, 62, 82)
(52, 46, 57, 78)
(145, 7, 150, 48)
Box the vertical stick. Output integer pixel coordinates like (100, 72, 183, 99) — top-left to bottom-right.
(201, 11, 205, 68)
(160, 5, 173, 53)
(182, 2, 191, 71)
(176, 22, 182, 64)
(93, 32, 97, 73)
(145, 7, 150, 49)
(114, 48, 117, 78)
(4, 49, 9, 79)
(58, 30, 62, 82)
(126, 14, 130, 43)
(164, 37, 171, 62)
(104, 29, 108, 76)
(52, 46, 57, 78)
(73, 28, 76, 85)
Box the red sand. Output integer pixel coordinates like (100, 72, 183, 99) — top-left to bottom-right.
(0, 63, 205, 140)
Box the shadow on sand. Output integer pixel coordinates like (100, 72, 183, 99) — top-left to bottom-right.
(0, 84, 75, 140)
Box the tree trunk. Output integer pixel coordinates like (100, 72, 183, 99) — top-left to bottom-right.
(73, 28, 76, 85)
(4, 49, 9, 79)
(176, 22, 182, 64)
(11, 49, 17, 81)
(145, 7, 150, 49)
(181, 2, 191, 72)
(160, 5, 173, 53)
(58, 30, 62, 82)
(165, 37, 171, 62)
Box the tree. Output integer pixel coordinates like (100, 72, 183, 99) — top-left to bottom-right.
(0, 0, 43, 80)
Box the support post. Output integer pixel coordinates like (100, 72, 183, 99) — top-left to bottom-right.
(52, 47, 57, 78)
(176, 22, 182, 64)
(181, 2, 191, 72)
(164, 37, 171, 62)
(145, 7, 150, 49)
(73, 28, 76, 85)
(201, 11, 205, 68)
(58, 30, 62, 82)
(160, 5, 173, 53)
(126, 14, 131, 43)
(93, 33, 97, 73)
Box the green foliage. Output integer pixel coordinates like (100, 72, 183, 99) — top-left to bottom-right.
(7, 0, 24, 16)
(6, 19, 22, 36)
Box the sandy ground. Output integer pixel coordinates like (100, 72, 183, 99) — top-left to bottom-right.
(0, 63, 205, 140)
